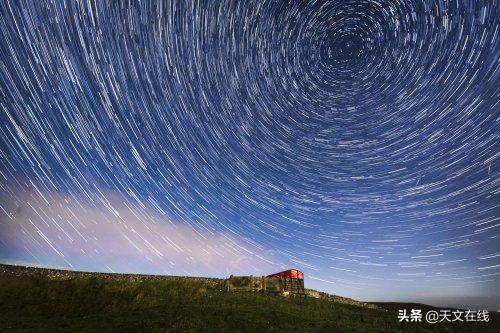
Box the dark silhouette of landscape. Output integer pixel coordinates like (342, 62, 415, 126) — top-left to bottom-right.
(1, 264, 497, 332)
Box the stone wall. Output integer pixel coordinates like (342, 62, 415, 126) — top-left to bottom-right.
(0, 264, 222, 287)
(225, 275, 303, 295)
(305, 288, 380, 310)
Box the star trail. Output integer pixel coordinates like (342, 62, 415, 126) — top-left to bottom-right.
(0, 0, 499, 308)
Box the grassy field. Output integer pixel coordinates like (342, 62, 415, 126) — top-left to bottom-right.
(0, 265, 497, 332)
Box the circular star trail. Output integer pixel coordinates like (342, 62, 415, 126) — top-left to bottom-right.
(0, 0, 499, 303)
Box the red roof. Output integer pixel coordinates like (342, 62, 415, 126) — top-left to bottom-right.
(267, 269, 304, 279)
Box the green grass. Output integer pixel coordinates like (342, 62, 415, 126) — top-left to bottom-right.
(0, 271, 498, 332)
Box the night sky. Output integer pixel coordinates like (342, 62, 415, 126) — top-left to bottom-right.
(0, 0, 499, 309)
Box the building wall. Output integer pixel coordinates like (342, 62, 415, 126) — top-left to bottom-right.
(225, 275, 303, 295)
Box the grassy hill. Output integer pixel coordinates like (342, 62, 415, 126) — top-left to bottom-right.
(0, 264, 497, 332)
